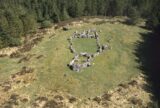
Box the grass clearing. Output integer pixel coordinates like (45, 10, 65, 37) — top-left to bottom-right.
(72, 38, 98, 53)
(0, 21, 149, 101)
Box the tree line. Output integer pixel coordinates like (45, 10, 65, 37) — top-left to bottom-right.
(0, 0, 159, 48)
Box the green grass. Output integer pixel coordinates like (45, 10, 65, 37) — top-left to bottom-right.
(0, 21, 149, 102)
(72, 38, 98, 53)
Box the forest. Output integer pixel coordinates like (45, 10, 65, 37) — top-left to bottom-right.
(0, 0, 159, 48)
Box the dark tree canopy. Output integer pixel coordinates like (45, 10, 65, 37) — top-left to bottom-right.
(0, 0, 159, 48)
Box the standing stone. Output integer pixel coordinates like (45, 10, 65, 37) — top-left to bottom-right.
(72, 64, 81, 72)
(70, 45, 76, 53)
(102, 45, 108, 50)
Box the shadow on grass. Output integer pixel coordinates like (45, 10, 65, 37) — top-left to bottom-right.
(134, 26, 160, 107)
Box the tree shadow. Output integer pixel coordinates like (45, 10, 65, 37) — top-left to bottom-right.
(134, 26, 160, 107)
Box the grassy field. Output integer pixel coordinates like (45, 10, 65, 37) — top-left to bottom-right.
(72, 38, 98, 53)
(0, 20, 149, 102)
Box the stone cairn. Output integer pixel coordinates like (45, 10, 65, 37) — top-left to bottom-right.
(68, 29, 109, 72)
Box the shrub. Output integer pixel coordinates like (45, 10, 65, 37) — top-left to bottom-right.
(21, 13, 37, 34)
(0, 32, 21, 48)
(51, 13, 60, 23)
(0, 39, 3, 48)
(127, 7, 140, 25)
(41, 20, 52, 28)
(146, 16, 159, 29)
(8, 37, 21, 47)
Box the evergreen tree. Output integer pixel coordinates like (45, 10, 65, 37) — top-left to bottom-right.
(84, 0, 92, 15)
(20, 13, 37, 34)
(127, 7, 140, 25)
(4, 9, 23, 38)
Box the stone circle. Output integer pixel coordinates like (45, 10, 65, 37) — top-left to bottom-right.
(68, 28, 109, 72)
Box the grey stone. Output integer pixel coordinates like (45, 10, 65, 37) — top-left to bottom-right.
(72, 64, 81, 72)
(93, 52, 100, 57)
(80, 52, 88, 56)
(82, 62, 91, 68)
(69, 45, 76, 53)
(97, 47, 102, 53)
(102, 45, 108, 50)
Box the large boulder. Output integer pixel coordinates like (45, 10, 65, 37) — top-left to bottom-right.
(72, 64, 81, 72)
